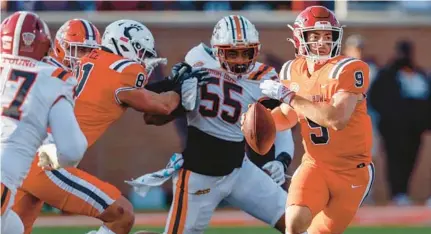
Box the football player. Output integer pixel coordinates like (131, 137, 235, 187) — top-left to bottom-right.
(141, 15, 292, 234)
(259, 6, 375, 234)
(12, 19, 205, 234)
(0, 11, 87, 233)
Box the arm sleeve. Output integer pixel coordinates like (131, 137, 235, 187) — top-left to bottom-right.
(48, 98, 87, 167)
(145, 79, 176, 93)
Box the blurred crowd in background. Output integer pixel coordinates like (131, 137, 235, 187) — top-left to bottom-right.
(2, 0, 431, 12)
(1, 1, 430, 212)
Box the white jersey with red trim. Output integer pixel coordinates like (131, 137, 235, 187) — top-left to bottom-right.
(185, 43, 278, 141)
(0, 54, 76, 189)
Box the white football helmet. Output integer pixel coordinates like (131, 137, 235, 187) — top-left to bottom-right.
(210, 15, 261, 75)
(102, 19, 156, 65)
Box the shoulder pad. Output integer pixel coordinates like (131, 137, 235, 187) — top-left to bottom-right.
(328, 57, 366, 80)
(185, 43, 218, 68)
(249, 63, 277, 81)
(109, 59, 140, 73)
(279, 60, 294, 81)
(50, 67, 75, 82)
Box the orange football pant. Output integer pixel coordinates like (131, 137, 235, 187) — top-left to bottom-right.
(12, 159, 121, 234)
(287, 159, 375, 234)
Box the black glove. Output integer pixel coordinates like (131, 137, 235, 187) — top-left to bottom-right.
(169, 62, 211, 86)
(169, 62, 192, 85)
(275, 152, 292, 173)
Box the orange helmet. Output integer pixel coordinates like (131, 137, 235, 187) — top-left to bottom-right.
(51, 19, 101, 69)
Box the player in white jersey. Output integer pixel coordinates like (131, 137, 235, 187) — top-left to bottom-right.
(0, 11, 87, 233)
(142, 15, 292, 234)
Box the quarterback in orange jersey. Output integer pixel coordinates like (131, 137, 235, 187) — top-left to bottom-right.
(259, 6, 375, 234)
(12, 19, 202, 234)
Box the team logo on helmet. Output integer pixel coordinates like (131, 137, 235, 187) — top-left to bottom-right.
(123, 24, 144, 41)
(22, 32, 36, 46)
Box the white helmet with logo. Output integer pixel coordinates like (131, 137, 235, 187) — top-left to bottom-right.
(102, 19, 156, 65)
(210, 15, 261, 74)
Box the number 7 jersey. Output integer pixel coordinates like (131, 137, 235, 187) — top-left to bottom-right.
(280, 56, 373, 170)
(0, 55, 75, 186)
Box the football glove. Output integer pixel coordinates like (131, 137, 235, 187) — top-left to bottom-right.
(260, 80, 295, 105)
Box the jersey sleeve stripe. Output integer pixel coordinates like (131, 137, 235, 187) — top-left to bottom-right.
(114, 87, 138, 105)
(280, 60, 293, 81)
(49, 58, 64, 68)
(109, 59, 136, 73)
(249, 64, 266, 80)
(254, 65, 272, 81)
(334, 59, 359, 80)
(329, 58, 356, 79)
(51, 68, 64, 78)
(56, 70, 69, 81)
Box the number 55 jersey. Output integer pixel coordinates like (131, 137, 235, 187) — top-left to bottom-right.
(183, 43, 279, 176)
(280, 56, 373, 170)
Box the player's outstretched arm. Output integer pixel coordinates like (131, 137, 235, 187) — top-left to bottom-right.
(117, 88, 180, 116)
(48, 98, 88, 168)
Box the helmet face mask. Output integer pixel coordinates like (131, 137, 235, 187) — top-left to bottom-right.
(59, 40, 99, 69)
(52, 19, 101, 69)
(215, 44, 259, 74)
(288, 6, 343, 63)
(211, 15, 261, 76)
(295, 26, 342, 63)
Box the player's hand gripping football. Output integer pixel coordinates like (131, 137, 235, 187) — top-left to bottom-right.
(260, 80, 296, 105)
(262, 160, 286, 185)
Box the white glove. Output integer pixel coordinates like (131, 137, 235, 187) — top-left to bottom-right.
(260, 80, 295, 105)
(143, 57, 168, 77)
(262, 160, 286, 185)
(37, 143, 61, 170)
(181, 78, 198, 111)
(125, 153, 184, 198)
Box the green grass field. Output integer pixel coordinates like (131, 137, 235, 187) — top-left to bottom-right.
(32, 226, 431, 234)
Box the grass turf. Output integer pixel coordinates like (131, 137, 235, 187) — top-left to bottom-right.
(31, 226, 431, 234)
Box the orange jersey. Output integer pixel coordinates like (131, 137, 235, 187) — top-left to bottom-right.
(280, 56, 372, 170)
(75, 49, 148, 146)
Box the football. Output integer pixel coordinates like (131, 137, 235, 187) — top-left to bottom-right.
(242, 102, 276, 155)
